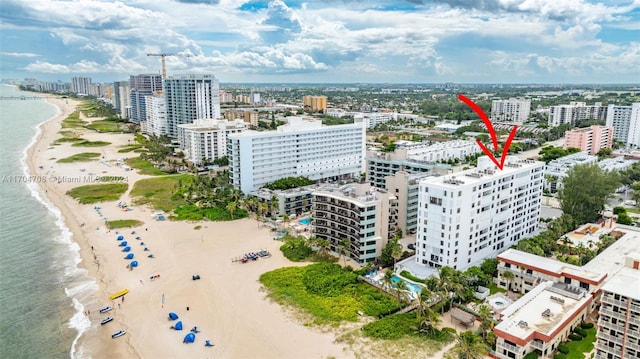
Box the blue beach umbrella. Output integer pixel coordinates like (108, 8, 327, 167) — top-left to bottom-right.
(119, 241, 127, 247)
(130, 260, 138, 267)
(168, 312, 179, 320)
(183, 332, 195, 343)
(117, 235, 124, 240)
(124, 253, 134, 259)
(123, 246, 131, 252)
(174, 321, 183, 330)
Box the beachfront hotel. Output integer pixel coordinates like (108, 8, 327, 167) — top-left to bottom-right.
(311, 183, 398, 265)
(249, 186, 316, 218)
(144, 93, 167, 137)
(227, 117, 366, 194)
(595, 254, 640, 359)
(163, 74, 221, 138)
(176, 119, 246, 165)
(414, 156, 545, 271)
(129, 74, 163, 124)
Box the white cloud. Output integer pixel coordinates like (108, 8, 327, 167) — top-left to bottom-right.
(0, 52, 39, 57)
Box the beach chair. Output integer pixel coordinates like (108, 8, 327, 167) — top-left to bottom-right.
(205, 340, 214, 347)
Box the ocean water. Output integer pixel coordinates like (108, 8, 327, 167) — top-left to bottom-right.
(0, 84, 96, 358)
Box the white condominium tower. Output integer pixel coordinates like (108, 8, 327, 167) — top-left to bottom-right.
(164, 74, 221, 138)
(177, 119, 247, 165)
(415, 156, 544, 271)
(606, 103, 640, 148)
(228, 117, 366, 194)
(491, 98, 531, 124)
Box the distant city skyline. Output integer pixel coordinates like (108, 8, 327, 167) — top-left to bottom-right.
(1, 0, 639, 84)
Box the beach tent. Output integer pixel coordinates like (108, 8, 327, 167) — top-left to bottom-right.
(117, 235, 124, 240)
(183, 333, 195, 343)
(174, 321, 183, 330)
(124, 253, 134, 260)
(119, 241, 127, 247)
(130, 261, 138, 267)
(168, 312, 179, 320)
(123, 246, 131, 252)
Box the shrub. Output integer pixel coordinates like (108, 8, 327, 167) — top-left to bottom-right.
(280, 239, 313, 262)
(558, 344, 570, 354)
(568, 333, 583, 341)
(574, 327, 587, 337)
(301, 262, 358, 296)
(361, 313, 417, 339)
(523, 352, 539, 359)
(553, 354, 566, 359)
(580, 322, 594, 329)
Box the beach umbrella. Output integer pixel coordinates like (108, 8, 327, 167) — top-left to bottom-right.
(183, 332, 195, 343)
(124, 253, 134, 260)
(174, 321, 183, 330)
(130, 261, 138, 267)
(123, 246, 131, 252)
(168, 312, 179, 320)
(119, 241, 128, 247)
(117, 235, 124, 240)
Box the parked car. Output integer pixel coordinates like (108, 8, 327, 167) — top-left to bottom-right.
(407, 243, 416, 250)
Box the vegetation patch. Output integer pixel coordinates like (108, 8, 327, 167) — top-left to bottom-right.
(263, 176, 314, 190)
(61, 111, 88, 128)
(259, 263, 400, 324)
(562, 328, 596, 359)
(86, 119, 132, 133)
(67, 183, 128, 204)
(56, 152, 101, 163)
(130, 175, 192, 212)
(126, 157, 173, 175)
(118, 144, 145, 153)
(280, 237, 313, 261)
(172, 204, 248, 221)
(361, 313, 420, 339)
(106, 219, 144, 229)
(71, 140, 112, 147)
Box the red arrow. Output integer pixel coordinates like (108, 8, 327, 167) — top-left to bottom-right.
(457, 94, 518, 170)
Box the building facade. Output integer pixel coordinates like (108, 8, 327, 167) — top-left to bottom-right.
(228, 117, 366, 193)
(71, 77, 92, 95)
(606, 103, 640, 148)
(385, 172, 436, 235)
(177, 119, 246, 165)
(414, 156, 544, 271)
(164, 74, 221, 138)
(129, 74, 163, 124)
(491, 98, 532, 124)
(564, 125, 614, 155)
(595, 254, 640, 359)
(303, 95, 327, 113)
(112, 81, 130, 119)
(548, 102, 606, 127)
(144, 94, 167, 137)
(312, 183, 398, 264)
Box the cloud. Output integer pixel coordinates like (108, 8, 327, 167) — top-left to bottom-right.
(0, 52, 39, 57)
(173, 0, 220, 4)
(259, 0, 303, 43)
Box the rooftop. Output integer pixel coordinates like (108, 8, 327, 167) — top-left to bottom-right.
(601, 262, 640, 299)
(495, 281, 590, 340)
(583, 225, 640, 280)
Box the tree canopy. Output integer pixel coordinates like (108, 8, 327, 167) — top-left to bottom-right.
(558, 164, 620, 225)
(262, 176, 314, 190)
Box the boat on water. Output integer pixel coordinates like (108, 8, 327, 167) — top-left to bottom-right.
(109, 288, 129, 300)
(101, 316, 113, 325)
(112, 330, 126, 339)
(99, 306, 113, 313)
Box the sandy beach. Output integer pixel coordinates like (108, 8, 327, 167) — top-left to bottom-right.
(27, 97, 355, 359)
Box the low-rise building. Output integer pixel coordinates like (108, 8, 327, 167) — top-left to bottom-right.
(564, 125, 614, 155)
(177, 119, 247, 165)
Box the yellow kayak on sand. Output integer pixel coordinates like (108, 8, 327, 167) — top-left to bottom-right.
(109, 288, 129, 300)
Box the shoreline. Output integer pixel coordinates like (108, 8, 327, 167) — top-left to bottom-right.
(25, 95, 355, 358)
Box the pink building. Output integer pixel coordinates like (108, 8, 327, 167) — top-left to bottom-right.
(564, 125, 614, 155)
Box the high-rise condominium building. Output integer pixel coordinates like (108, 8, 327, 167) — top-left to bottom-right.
(129, 74, 162, 124)
(415, 156, 544, 271)
(112, 81, 130, 119)
(71, 77, 92, 95)
(595, 254, 640, 359)
(312, 183, 398, 264)
(227, 117, 366, 194)
(164, 74, 220, 138)
(548, 102, 606, 127)
(564, 125, 614, 155)
(303, 95, 327, 113)
(606, 103, 640, 148)
(385, 172, 436, 235)
(491, 98, 531, 124)
(144, 94, 167, 137)
(177, 119, 247, 165)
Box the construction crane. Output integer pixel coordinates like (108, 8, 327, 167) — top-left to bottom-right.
(146, 53, 192, 78)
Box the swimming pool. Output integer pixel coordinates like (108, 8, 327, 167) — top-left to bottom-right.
(391, 275, 423, 294)
(298, 217, 311, 225)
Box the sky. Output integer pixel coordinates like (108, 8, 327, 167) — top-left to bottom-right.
(1, 0, 639, 84)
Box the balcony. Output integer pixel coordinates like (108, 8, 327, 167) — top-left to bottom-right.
(530, 339, 545, 351)
(499, 341, 520, 353)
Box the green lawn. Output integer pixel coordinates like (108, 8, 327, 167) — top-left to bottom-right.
(106, 219, 144, 229)
(118, 144, 145, 153)
(130, 175, 192, 212)
(67, 183, 128, 204)
(126, 157, 172, 175)
(56, 152, 101, 163)
(61, 111, 87, 128)
(86, 119, 131, 133)
(71, 140, 112, 147)
(488, 283, 507, 294)
(564, 328, 596, 359)
(259, 263, 400, 324)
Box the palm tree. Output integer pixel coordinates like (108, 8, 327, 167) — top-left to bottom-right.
(447, 331, 489, 359)
(394, 279, 409, 304)
(338, 238, 351, 267)
(414, 304, 440, 337)
(382, 270, 395, 292)
(477, 304, 493, 339)
(390, 239, 403, 269)
(502, 270, 515, 292)
(226, 201, 237, 220)
(315, 238, 331, 258)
